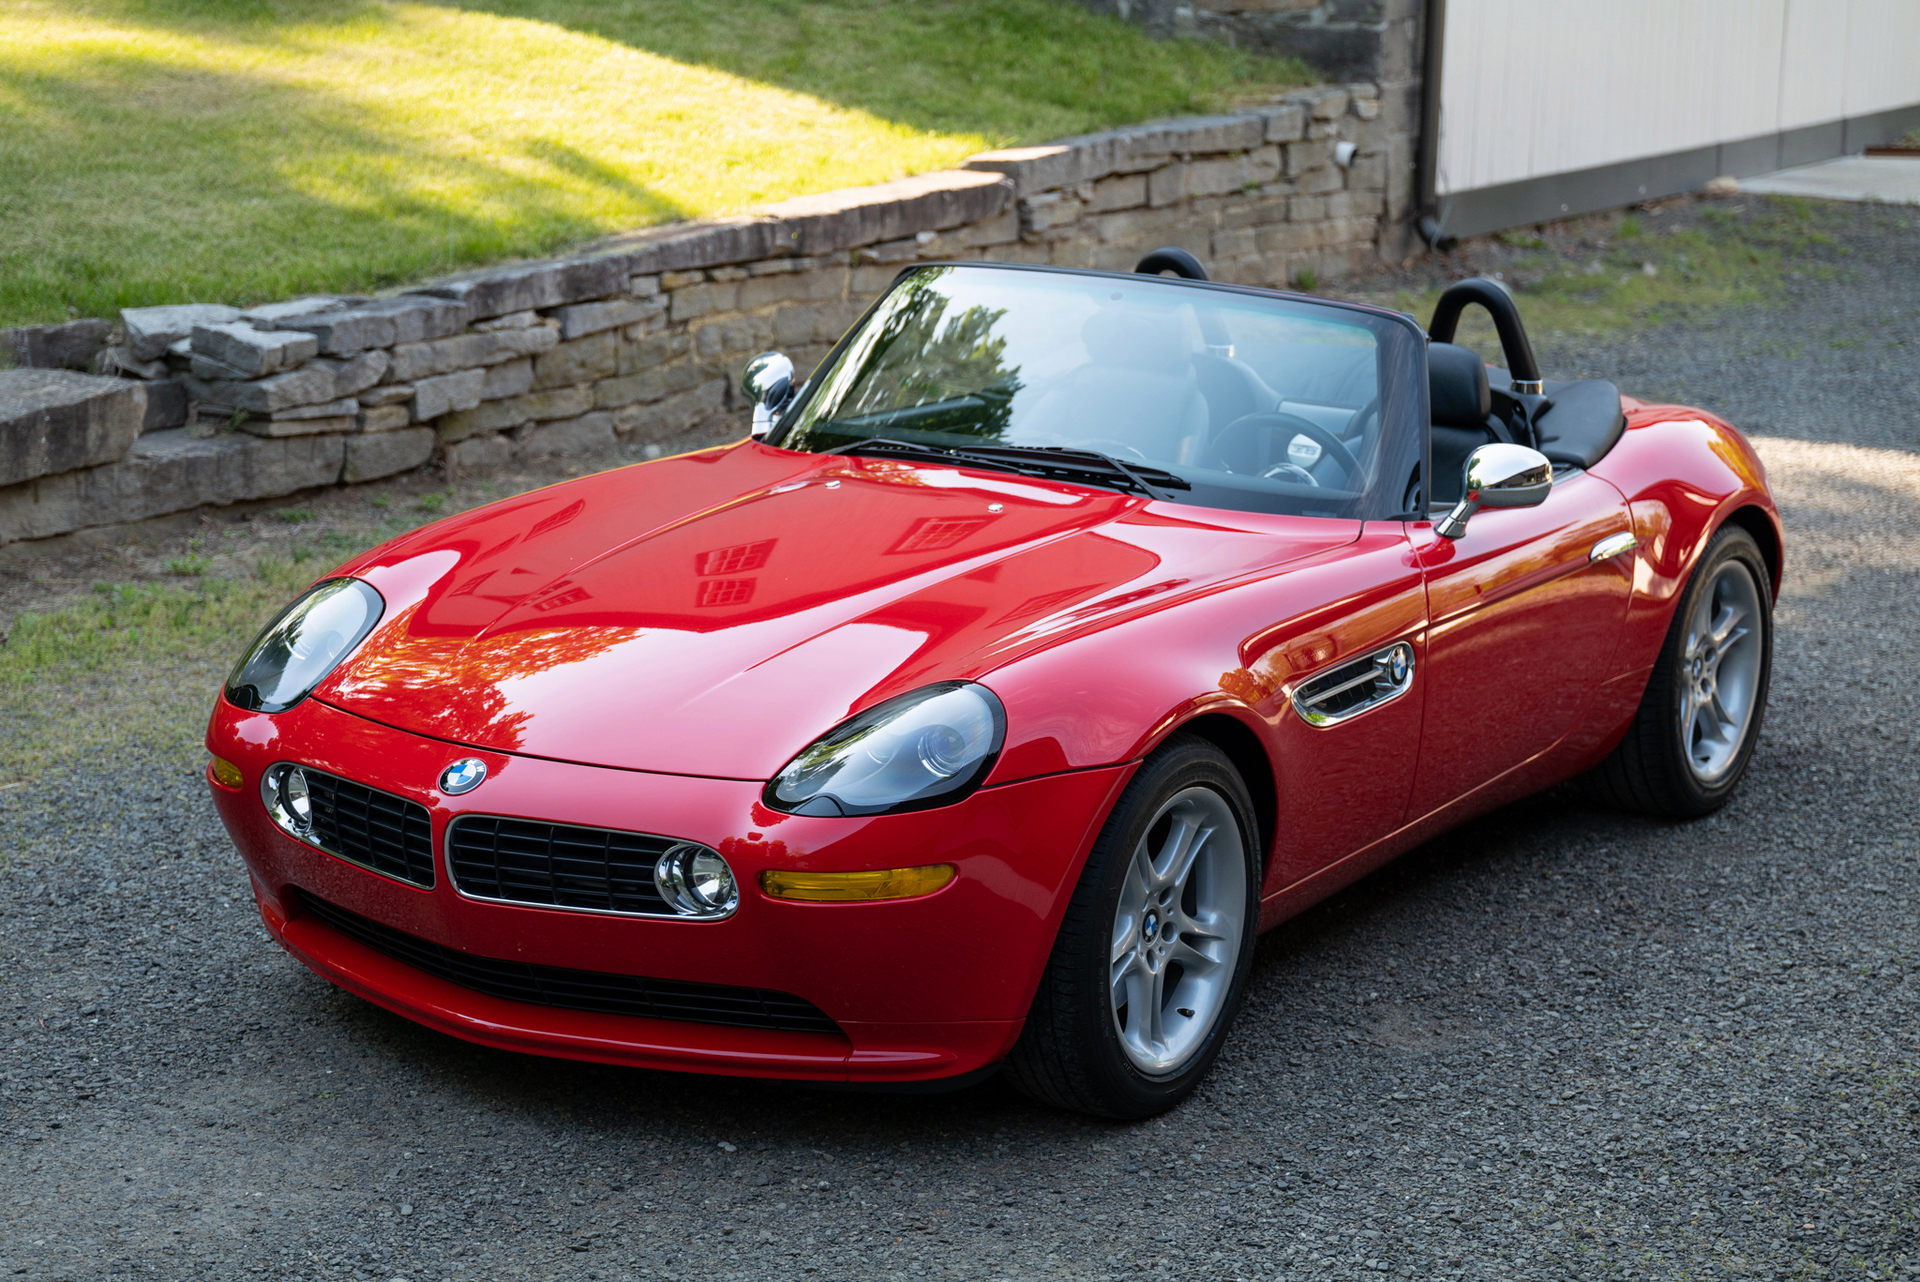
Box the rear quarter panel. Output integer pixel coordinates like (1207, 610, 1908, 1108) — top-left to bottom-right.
(1588, 401, 1783, 682)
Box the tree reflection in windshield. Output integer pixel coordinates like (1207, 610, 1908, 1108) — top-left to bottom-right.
(810, 268, 1024, 443)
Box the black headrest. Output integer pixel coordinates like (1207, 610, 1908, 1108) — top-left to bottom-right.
(1428, 341, 1491, 428)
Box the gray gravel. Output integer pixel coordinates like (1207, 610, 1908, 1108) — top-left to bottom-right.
(3, 200, 1918, 1281)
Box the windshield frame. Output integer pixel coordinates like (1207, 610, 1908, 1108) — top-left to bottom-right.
(762, 260, 1431, 521)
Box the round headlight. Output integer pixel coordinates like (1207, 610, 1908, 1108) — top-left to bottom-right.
(226, 578, 385, 714)
(260, 762, 319, 838)
(654, 844, 738, 918)
(766, 682, 1006, 817)
(281, 766, 313, 831)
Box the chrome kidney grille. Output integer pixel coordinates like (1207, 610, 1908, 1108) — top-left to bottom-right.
(1290, 641, 1417, 727)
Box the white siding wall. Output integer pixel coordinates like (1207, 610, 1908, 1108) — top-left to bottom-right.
(1437, 0, 1920, 196)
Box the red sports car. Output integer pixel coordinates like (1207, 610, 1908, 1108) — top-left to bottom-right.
(207, 255, 1780, 1117)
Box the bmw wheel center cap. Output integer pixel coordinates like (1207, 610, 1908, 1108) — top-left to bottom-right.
(440, 758, 488, 795)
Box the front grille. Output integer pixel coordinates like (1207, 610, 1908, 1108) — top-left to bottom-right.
(295, 892, 841, 1036)
(304, 769, 435, 888)
(447, 816, 688, 917)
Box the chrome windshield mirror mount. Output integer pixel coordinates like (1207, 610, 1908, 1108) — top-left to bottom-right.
(742, 351, 796, 438)
(1436, 442, 1553, 539)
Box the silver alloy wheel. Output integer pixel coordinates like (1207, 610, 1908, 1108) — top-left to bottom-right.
(1109, 786, 1247, 1075)
(1679, 559, 1765, 784)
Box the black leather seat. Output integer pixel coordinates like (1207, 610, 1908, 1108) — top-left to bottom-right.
(1428, 342, 1492, 506)
(1426, 348, 1628, 505)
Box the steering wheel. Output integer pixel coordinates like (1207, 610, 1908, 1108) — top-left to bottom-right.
(1203, 411, 1364, 486)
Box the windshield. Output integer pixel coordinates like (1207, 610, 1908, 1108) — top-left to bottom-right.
(771, 264, 1426, 518)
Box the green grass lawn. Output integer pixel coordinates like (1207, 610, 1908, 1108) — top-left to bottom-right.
(1359, 197, 1854, 347)
(0, 0, 1309, 328)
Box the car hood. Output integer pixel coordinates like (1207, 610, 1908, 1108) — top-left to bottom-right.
(317, 441, 1357, 777)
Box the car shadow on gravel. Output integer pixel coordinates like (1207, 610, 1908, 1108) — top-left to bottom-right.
(290, 784, 1676, 1137)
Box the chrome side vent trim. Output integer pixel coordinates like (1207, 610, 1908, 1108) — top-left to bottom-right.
(1290, 641, 1416, 728)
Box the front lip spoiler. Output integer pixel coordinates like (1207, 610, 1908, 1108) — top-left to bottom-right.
(263, 885, 1024, 1082)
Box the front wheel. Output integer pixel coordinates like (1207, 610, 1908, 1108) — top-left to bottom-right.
(1007, 735, 1260, 1118)
(1588, 524, 1773, 817)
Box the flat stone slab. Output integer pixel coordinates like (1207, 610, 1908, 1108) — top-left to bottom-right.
(121, 303, 241, 361)
(0, 428, 346, 544)
(759, 169, 1012, 255)
(1, 319, 111, 372)
(1740, 156, 1920, 205)
(0, 369, 146, 487)
(190, 321, 319, 377)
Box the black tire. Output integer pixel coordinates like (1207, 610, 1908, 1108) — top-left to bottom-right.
(1586, 525, 1773, 818)
(1006, 734, 1260, 1119)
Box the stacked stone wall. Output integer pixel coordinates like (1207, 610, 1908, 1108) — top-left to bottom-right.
(0, 84, 1402, 546)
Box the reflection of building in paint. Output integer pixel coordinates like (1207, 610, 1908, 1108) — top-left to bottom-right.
(694, 540, 774, 609)
(887, 515, 997, 555)
(695, 539, 776, 576)
(697, 578, 756, 608)
(528, 584, 591, 613)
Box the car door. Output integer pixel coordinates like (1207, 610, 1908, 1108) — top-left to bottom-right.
(1235, 524, 1430, 893)
(1406, 467, 1635, 818)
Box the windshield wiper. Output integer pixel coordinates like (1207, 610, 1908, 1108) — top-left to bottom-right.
(947, 444, 1191, 500)
(822, 437, 1188, 500)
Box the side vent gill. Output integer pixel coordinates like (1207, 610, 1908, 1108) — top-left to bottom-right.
(1290, 642, 1417, 727)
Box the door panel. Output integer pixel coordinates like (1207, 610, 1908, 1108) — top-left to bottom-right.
(1230, 527, 1428, 895)
(1408, 470, 1634, 816)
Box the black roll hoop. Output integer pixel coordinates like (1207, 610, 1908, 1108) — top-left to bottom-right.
(1427, 278, 1544, 394)
(1133, 247, 1210, 281)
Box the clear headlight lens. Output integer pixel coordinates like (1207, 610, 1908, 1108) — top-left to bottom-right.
(225, 578, 384, 713)
(765, 682, 1007, 817)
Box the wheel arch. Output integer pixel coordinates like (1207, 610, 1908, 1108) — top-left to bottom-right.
(1161, 711, 1279, 880)
(1720, 502, 1783, 599)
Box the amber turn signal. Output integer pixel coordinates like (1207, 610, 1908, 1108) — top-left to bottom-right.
(208, 756, 244, 790)
(759, 864, 956, 903)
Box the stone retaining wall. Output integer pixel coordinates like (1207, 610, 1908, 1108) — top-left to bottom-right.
(0, 84, 1402, 547)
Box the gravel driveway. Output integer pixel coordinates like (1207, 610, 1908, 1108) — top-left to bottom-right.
(4, 200, 1917, 1281)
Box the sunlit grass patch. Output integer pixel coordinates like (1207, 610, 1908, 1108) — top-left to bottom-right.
(0, 0, 1309, 326)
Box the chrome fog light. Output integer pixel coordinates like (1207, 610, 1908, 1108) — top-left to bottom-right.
(261, 763, 316, 837)
(654, 843, 738, 918)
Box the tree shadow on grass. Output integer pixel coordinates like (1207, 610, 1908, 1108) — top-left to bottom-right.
(7, 0, 1303, 321)
(61, 0, 1304, 147)
(0, 44, 689, 319)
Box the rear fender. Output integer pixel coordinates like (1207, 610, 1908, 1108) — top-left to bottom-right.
(1589, 404, 1782, 678)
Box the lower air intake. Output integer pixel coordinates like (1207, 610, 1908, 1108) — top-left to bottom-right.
(295, 892, 840, 1036)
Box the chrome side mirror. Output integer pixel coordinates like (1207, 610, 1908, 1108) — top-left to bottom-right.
(1436, 442, 1553, 538)
(741, 351, 795, 438)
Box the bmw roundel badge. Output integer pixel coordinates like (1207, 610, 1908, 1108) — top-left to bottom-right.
(1387, 645, 1411, 685)
(439, 758, 487, 795)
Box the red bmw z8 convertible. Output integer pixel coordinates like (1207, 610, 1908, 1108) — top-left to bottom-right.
(207, 254, 1780, 1117)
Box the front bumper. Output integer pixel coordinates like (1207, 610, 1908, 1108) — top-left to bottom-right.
(207, 697, 1130, 1082)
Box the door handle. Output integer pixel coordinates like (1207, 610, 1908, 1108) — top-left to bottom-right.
(1589, 531, 1637, 563)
